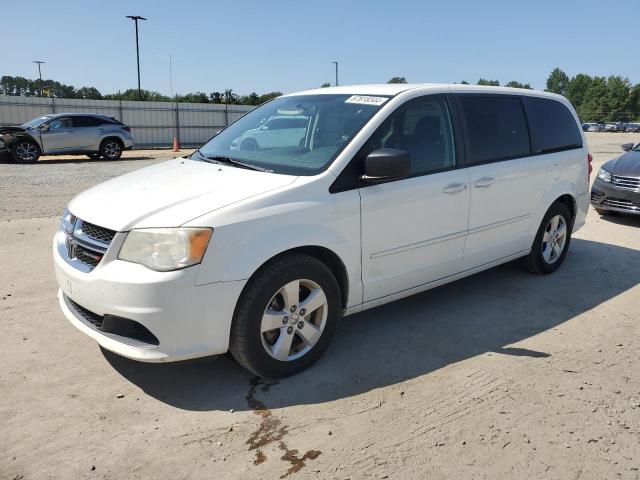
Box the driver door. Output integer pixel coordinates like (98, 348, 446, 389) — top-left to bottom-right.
(359, 95, 470, 302)
(40, 117, 77, 153)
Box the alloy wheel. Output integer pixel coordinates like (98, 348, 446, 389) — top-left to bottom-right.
(15, 142, 38, 162)
(260, 279, 328, 361)
(542, 214, 567, 264)
(104, 141, 122, 159)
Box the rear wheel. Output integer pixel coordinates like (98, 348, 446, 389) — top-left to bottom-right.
(229, 253, 341, 378)
(100, 139, 123, 160)
(521, 202, 572, 274)
(12, 140, 40, 163)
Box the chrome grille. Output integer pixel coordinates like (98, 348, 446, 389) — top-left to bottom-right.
(79, 221, 116, 244)
(610, 174, 640, 191)
(74, 244, 103, 267)
(63, 214, 115, 271)
(602, 198, 640, 212)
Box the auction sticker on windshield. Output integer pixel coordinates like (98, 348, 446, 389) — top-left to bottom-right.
(345, 95, 388, 106)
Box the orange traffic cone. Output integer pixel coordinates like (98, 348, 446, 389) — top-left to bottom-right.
(173, 136, 180, 152)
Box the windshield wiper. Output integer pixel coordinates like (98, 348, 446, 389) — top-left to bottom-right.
(202, 155, 270, 172)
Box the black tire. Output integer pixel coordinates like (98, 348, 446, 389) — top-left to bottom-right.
(521, 201, 572, 274)
(87, 153, 101, 160)
(12, 140, 40, 164)
(229, 253, 341, 378)
(99, 138, 123, 160)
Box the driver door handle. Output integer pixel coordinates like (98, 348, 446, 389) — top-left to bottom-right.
(474, 177, 495, 188)
(443, 182, 467, 194)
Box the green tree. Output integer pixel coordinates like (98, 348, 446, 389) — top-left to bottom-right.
(459, 80, 469, 85)
(320, 82, 331, 88)
(505, 80, 531, 89)
(76, 86, 103, 99)
(477, 79, 500, 86)
(546, 68, 569, 95)
(579, 77, 607, 122)
(387, 77, 407, 84)
(565, 73, 593, 112)
(605, 76, 631, 121)
(256, 91, 282, 104)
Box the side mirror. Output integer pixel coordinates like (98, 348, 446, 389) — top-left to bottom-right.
(621, 143, 634, 152)
(362, 148, 411, 183)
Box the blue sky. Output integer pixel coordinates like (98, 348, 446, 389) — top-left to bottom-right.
(2, 0, 638, 96)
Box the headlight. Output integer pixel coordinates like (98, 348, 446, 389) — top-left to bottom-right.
(597, 168, 612, 183)
(118, 228, 212, 271)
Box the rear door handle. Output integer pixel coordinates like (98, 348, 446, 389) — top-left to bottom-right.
(474, 177, 495, 188)
(443, 182, 467, 194)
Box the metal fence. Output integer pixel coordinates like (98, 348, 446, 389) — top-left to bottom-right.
(0, 95, 255, 148)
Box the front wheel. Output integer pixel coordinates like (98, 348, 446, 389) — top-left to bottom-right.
(12, 140, 40, 163)
(229, 253, 341, 378)
(521, 202, 572, 274)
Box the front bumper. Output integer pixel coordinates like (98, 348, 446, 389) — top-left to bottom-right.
(591, 177, 640, 215)
(53, 229, 246, 362)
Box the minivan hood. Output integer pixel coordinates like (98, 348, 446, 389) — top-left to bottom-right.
(605, 151, 640, 177)
(68, 158, 297, 231)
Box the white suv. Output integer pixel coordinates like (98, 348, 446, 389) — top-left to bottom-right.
(53, 84, 590, 378)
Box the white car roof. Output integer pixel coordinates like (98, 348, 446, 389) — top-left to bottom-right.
(284, 83, 565, 102)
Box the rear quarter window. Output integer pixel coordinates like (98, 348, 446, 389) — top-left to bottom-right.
(523, 97, 583, 153)
(459, 95, 531, 164)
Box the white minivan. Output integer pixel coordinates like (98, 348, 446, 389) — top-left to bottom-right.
(54, 84, 590, 378)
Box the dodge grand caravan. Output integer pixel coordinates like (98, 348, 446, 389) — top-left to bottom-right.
(54, 84, 590, 378)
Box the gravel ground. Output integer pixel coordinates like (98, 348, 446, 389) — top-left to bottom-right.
(1, 134, 639, 480)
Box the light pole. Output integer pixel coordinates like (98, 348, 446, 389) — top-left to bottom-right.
(332, 61, 339, 86)
(126, 15, 147, 101)
(33, 60, 45, 96)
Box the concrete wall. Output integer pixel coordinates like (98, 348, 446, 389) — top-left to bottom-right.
(0, 95, 255, 148)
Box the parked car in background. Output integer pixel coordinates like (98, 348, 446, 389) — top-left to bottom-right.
(604, 123, 619, 132)
(230, 115, 309, 151)
(591, 142, 640, 216)
(0, 113, 133, 163)
(583, 122, 599, 132)
(625, 123, 640, 132)
(53, 84, 590, 378)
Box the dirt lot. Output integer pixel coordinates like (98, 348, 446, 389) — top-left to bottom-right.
(1, 134, 639, 480)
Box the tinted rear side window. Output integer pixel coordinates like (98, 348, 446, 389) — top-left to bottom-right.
(459, 96, 530, 164)
(72, 116, 102, 127)
(523, 97, 582, 153)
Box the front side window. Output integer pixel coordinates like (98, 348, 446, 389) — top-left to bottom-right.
(361, 96, 456, 175)
(460, 96, 530, 164)
(48, 117, 72, 130)
(196, 94, 387, 175)
(523, 97, 582, 153)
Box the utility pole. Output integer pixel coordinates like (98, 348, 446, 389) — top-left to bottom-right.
(33, 60, 45, 96)
(126, 15, 147, 101)
(332, 61, 339, 87)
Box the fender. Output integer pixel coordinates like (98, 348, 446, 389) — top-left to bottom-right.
(0, 127, 41, 151)
(528, 178, 576, 240)
(188, 193, 363, 308)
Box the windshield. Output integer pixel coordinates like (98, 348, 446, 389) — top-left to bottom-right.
(196, 94, 389, 175)
(21, 116, 51, 129)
